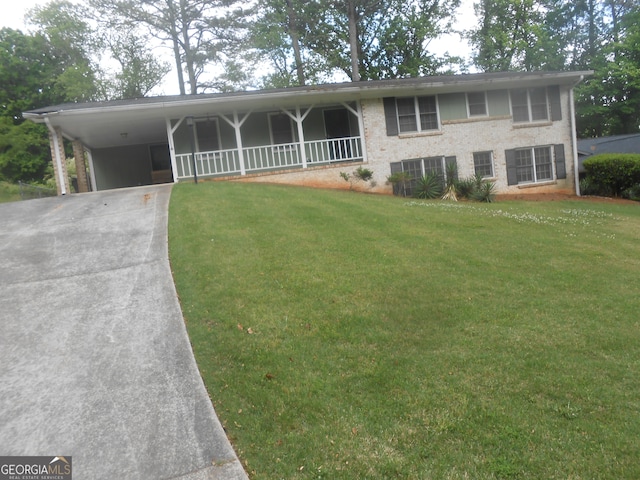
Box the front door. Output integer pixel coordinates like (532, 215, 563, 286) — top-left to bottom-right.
(150, 144, 173, 184)
(324, 108, 352, 161)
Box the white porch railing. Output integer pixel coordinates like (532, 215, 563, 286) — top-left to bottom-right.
(175, 136, 362, 180)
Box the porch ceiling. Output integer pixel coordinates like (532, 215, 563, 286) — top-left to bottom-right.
(24, 70, 592, 150)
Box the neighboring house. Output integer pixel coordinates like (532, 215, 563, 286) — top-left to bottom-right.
(24, 70, 591, 196)
(577, 134, 640, 176)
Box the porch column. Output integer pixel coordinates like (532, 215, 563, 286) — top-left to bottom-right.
(45, 120, 69, 195)
(283, 106, 313, 169)
(85, 147, 97, 191)
(342, 101, 368, 163)
(72, 140, 89, 193)
(166, 118, 180, 182)
(221, 111, 251, 176)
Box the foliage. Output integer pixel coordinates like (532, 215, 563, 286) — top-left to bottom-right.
(353, 166, 373, 182)
(469, 0, 557, 72)
(105, 31, 171, 98)
(469, 178, 497, 202)
(575, 5, 640, 136)
(252, 0, 462, 85)
(89, 0, 248, 95)
(455, 176, 477, 199)
(0, 117, 52, 183)
(441, 161, 458, 200)
(0, 181, 22, 203)
(583, 153, 640, 197)
(340, 166, 375, 190)
(386, 171, 413, 196)
(170, 182, 640, 480)
(26, 0, 103, 102)
(415, 172, 443, 199)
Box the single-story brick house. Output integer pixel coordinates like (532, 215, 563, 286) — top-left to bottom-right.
(24, 70, 591, 196)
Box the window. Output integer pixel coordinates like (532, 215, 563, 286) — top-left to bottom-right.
(467, 92, 487, 116)
(395, 96, 439, 133)
(473, 151, 494, 177)
(514, 146, 553, 184)
(269, 113, 294, 145)
(389, 156, 456, 196)
(506, 144, 566, 186)
(510, 88, 549, 123)
(195, 118, 220, 152)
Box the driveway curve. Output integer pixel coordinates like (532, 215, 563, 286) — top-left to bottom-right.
(0, 185, 247, 480)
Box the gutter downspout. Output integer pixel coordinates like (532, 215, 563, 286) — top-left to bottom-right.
(44, 117, 67, 195)
(569, 78, 582, 196)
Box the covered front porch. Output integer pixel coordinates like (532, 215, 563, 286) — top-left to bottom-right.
(168, 102, 365, 181)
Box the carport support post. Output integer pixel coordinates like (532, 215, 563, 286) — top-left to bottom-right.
(44, 119, 69, 195)
(186, 116, 198, 184)
(72, 140, 89, 193)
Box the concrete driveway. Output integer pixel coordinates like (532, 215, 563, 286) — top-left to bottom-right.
(0, 185, 247, 480)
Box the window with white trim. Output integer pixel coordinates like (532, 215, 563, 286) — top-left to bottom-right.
(511, 88, 549, 123)
(515, 146, 553, 184)
(269, 113, 295, 145)
(467, 92, 487, 117)
(395, 96, 439, 133)
(473, 151, 494, 178)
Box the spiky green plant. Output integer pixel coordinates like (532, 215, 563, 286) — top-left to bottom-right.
(415, 173, 443, 199)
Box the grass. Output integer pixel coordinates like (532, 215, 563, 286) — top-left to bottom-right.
(168, 182, 640, 479)
(0, 181, 22, 203)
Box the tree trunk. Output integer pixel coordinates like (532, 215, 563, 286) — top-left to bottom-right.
(167, 1, 186, 95)
(286, 0, 305, 85)
(180, 0, 198, 94)
(347, 0, 360, 81)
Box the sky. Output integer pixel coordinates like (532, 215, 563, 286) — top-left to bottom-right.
(2, 0, 477, 95)
(1, 0, 48, 30)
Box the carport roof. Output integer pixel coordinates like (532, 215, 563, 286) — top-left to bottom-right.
(23, 70, 591, 150)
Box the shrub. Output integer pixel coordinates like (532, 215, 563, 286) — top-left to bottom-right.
(387, 171, 412, 196)
(583, 154, 640, 196)
(415, 173, 443, 199)
(470, 180, 497, 202)
(455, 176, 476, 199)
(353, 167, 374, 182)
(622, 184, 640, 201)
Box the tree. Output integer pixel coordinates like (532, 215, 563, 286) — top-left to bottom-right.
(90, 0, 247, 95)
(252, 0, 462, 85)
(26, 0, 103, 102)
(469, 0, 559, 72)
(0, 27, 70, 182)
(105, 31, 171, 98)
(0, 117, 51, 183)
(576, 5, 640, 136)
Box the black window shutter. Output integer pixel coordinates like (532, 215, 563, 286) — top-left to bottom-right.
(548, 85, 562, 121)
(554, 144, 566, 179)
(383, 97, 398, 136)
(505, 149, 518, 185)
(445, 156, 458, 181)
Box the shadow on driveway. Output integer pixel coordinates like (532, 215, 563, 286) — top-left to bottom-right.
(0, 185, 247, 480)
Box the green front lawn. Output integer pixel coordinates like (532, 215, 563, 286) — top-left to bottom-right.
(169, 182, 640, 479)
